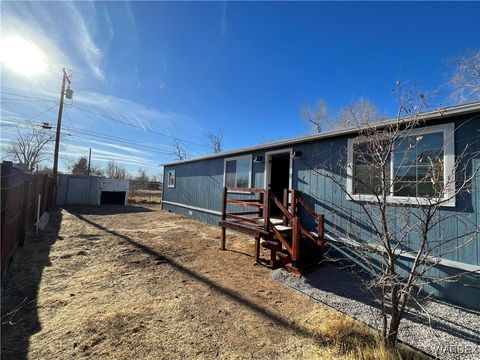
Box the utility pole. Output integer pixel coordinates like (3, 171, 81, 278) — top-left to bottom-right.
(87, 148, 92, 175)
(52, 68, 73, 185)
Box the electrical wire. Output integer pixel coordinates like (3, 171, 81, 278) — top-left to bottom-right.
(0, 90, 57, 103)
(1, 119, 198, 157)
(67, 104, 210, 149)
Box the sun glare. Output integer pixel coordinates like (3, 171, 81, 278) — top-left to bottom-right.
(0, 36, 47, 76)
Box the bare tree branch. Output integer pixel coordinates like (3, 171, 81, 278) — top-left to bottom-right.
(449, 50, 480, 103)
(206, 129, 224, 153)
(300, 84, 480, 347)
(171, 140, 187, 161)
(5, 123, 54, 172)
(301, 98, 328, 133)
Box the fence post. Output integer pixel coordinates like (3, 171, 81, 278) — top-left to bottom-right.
(1, 161, 12, 232)
(1, 162, 12, 259)
(19, 174, 29, 247)
(36, 194, 42, 235)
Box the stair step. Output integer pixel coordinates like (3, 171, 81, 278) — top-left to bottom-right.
(275, 251, 291, 265)
(274, 225, 292, 232)
(257, 218, 283, 225)
(261, 240, 282, 251)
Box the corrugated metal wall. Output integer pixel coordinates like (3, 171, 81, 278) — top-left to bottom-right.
(56, 175, 100, 205)
(162, 114, 480, 309)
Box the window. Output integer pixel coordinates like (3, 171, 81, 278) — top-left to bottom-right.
(224, 155, 252, 189)
(347, 123, 455, 206)
(167, 170, 176, 188)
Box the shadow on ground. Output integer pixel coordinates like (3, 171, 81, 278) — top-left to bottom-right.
(297, 263, 480, 345)
(66, 209, 318, 341)
(1, 208, 63, 360)
(62, 205, 154, 215)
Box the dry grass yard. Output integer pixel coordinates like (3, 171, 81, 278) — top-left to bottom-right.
(128, 190, 162, 204)
(1, 205, 425, 359)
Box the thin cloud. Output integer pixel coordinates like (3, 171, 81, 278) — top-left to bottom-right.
(221, 2, 227, 39)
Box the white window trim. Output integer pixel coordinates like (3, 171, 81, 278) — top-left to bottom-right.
(167, 170, 176, 188)
(346, 123, 456, 207)
(264, 148, 293, 190)
(223, 154, 252, 193)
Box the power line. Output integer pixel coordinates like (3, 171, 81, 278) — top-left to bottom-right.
(2, 85, 212, 153)
(0, 90, 57, 103)
(1, 118, 198, 157)
(1, 103, 59, 123)
(1, 86, 209, 155)
(0, 97, 58, 103)
(68, 103, 210, 149)
(57, 67, 227, 134)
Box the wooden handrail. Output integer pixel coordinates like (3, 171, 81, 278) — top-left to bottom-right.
(227, 200, 264, 208)
(297, 196, 318, 220)
(226, 187, 265, 193)
(269, 220, 292, 254)
(226, 213, 260, 225)
(227, 198, 262, 203)
(270, 194, 294, 222)
(228, 211, 261, 216)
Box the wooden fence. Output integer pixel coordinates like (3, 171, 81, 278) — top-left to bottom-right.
(1, 161, 55, 277)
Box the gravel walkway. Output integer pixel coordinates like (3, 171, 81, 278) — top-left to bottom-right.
(272, 264, 480, 360)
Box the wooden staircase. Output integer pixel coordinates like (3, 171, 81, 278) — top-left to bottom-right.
(219, 187, 325, 275)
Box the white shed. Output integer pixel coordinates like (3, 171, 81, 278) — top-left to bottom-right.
(56, 175, 129, 206)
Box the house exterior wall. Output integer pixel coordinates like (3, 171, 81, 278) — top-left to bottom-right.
(162, 113, 480, 309)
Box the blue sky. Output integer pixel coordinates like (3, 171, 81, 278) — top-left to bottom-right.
(1, 1, 479, 176)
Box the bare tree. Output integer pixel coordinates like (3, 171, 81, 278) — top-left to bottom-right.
(206, 129, 224, 153)
(135, 168, 149, 182)
(449, 50, 480, 103)
(302, 85, 480, 347)
(171, 140, 187, 161)
(105, 160, 127, 179)
(301, 98, 328, 133)
(5, 123, 54, 172)
(335, 97, 384, 129)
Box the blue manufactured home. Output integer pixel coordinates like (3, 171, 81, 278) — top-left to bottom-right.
(162, 102, 480, 310)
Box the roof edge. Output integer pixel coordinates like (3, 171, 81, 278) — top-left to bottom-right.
(161, 101, 480, 167)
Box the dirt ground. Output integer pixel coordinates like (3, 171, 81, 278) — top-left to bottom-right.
(1, 205, 423, 359)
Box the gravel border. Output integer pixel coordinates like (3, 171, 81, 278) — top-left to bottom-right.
(272, 264, 480, 360)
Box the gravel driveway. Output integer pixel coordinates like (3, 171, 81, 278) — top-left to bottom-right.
(272, 264, 480, 360)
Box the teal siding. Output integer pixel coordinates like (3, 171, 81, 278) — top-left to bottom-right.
(162, 114, 480, 309)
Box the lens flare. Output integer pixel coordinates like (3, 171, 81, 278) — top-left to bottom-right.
(0, 36, 47, 76)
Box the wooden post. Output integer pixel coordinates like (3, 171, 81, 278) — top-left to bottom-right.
(19, 178, 29, 247)
(254, 236, 260, 264)
(318, 214, 325, 247)
(220, 227, 226, 251)
(258, 191, 264, 219)
(292, 216, 300, 267)
(36, 194, 41, 235)
(283, 188, 288, 225)
(263, 188, 270, 232)
(220, 187, 228, 250)
(270, 249, 276, 268)
(1, 162, 12, 250)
